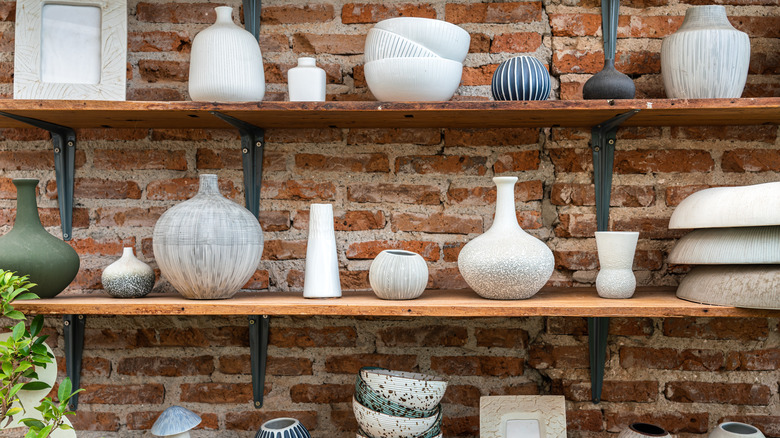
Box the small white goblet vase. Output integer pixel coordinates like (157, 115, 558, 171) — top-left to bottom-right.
(595, 231, 639, 299)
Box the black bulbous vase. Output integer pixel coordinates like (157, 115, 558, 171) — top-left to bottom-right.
(583, 59, 635, 100)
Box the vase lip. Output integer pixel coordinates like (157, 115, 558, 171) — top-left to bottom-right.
(261, 417, 299, 431)
(595, 231, 639, 235)
(718, 422, 760, 434)
(383, 249, 418, 257)
(628, 423, 669, 437)
(12, 178, 39, 185)
(493, 176, 518, 183)
(685, 4, 726, 13)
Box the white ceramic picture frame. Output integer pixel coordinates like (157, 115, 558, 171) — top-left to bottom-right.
(14, 0, 127, 100)
(480, 395, 566, 438)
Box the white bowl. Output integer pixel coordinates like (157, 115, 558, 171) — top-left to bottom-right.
(668, 226, 780, 265)
(668, 182, 780, 229)
(676, 265, 780, 310)
(364, 57, 462, 102)
(353, 396, 439, 438)
(374, 17, 470, 63)
(360, 368, 447, 411)
(365, 28, 441, 63)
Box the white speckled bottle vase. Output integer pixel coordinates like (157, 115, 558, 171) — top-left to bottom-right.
(457, 176, 554, 299)
(102, 247, 155, 298)
(303, 204, 342, 298)
(595, 231, 639, 298)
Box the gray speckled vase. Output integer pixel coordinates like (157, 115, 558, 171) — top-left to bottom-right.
(457, 177, 554, 299)
(102, 247, 155, 298)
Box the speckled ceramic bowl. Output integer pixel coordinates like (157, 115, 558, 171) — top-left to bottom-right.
(353, 396, 439, 438)
(360, 368, 447, 411)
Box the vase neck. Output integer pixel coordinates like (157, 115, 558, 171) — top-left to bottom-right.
(122, 247, 134, 258)
(214, 6, 234, 24)
(491, 177, 520, 230)
(297, 57, 316, 67)
(197, 174, 221, 196)
(12, 179, 43, 230)
(681, 6, 732, 29)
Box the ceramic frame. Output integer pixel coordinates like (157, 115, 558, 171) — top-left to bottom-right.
(14, 0, 127, 100)
(480, 396, 566, 438)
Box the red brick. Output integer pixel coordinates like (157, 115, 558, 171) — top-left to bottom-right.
(671, 125, 777, 143)
(615, 149, 715, 173)
(605, 412, 709, 434)
(200, 148, 284, 170)
(93, 149, 186, 170)
(261, 239, 306, 260)
(568, 410, 604, 432)
(271, 327, 357, 348)
(0, 61, 12, 83)
(448, 180, 544, 205)
(219, 355, 313, 376)
(260, 34, 290, 52)
(431, 356, 524, 376)
(128, 31, 191, 52)
(346, 128, 441, 145)
(528, 345, 589, 369)
(731, 16, 780, 38)
(493, 150, 540, 173)
(553, 50, 660, 75)
(391, 212, 482, 234)
(445, 2, 542, 23)
(180, 383, 257, 404)
(225, 411, 317, 431)
(0, 150, 86, 171)
(292, 33, 365, 55)
(295, 153, 390, 172)
(666, 381, 771, 405)
(550, 13, 603, 37)
(442, 385, 482, 407)
(428, 267, 469, 289)
(445, 129, 540, 147)
(242, 269, 270, 290)
(341, 3, 436, 23)
(56, 356, 111, 378)
(127, 87, 185, 101)
(262, 4, 334, 24)
(491, 32, 543, 53)
(348, 183, 441, 205)
(261, 180, 335, 200)
(146, 177, 241, 201)
(325, 354, 416, 374)
(551, 183, 655, 207)
(293, 209, 385, 231)
(729, 349, 780, 371)
(136, 2, 219, 23)
(442, 242, 464, 262)
(491, 383, 540, 396)
(346, 240, 440, 261)
(722, 149, 780, 172)
(259, 211, 291, 231)
(611, 317, 655, 336)
(70, 412, 120, 431)
(555, 213, 596, 238)
(470, 33, 491, 53)
(554, 250, 598, 271)
(377, 326, 468, 347)
(620, 347, 725, 371)
(549, 148, 590, 172)
(79, 384, 164, 404)
(94, 207, 167, 227)
(0, 2, 14, 21)
(45, 178, 142, 200)
(84, 328, 141, 350)
(664, 185, 710, 207)
(340, 269, 370, 290)
(290, 383, 352, 403)
(396, 155, 488, 175)
(475, 328, 529, 348)
(71, 268, 102, 289)
(564, 380, 658, 402)
(127, 411, 218, 430)
(138, 59, 188, 82)
(117, 355, 214, 376)
(265, 62, 343, 84)
(442, 416, 480, 437)
(68, 237, 136, 257)
(664, 317, 769, 340)
(612, 216, 683, 240)
(0, 128, 49, 141)
(462, 64, 499, 86)
(516, 210, 543, 230)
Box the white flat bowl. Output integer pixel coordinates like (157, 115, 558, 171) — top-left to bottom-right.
(374, 17, 470, 63)
(353, 396, 439, 438)
(676, 265, 780, 309)
(364, 57, 462, 102)
(365, 28, 441, 63)
(360, 368, 447, 411)
(668, 182, 780, 229)
(668, 226, 780, 264)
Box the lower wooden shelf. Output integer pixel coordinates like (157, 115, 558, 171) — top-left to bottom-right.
(12, 287, 779, 318)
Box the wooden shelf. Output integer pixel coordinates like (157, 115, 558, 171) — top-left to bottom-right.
(0, 98, 778, 130)
(12, 287, 780, 318)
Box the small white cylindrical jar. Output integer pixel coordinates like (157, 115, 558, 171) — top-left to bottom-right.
(288, 57, 326, 102)
(369, 250, 429, 300)
(595, 231, 639, 299)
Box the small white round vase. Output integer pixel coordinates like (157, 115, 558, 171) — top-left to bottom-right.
(369, 250, 429, 300)
(595, 231, 639, 299)
(102, 247, 155, 298)
(458, 176, 554, 299)
(709, 422, 766, 438)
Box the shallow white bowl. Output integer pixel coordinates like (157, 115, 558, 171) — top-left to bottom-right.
(360, 368, 447, 411)
(668, 226, 780, 265)
(668, 182, 780, 229)
(676, 265, 780, 309)
(365, 28, 440, 63)
(353, 396, 438, 438)
(374, 17, 470, 63)
(364, 57, 462, 102)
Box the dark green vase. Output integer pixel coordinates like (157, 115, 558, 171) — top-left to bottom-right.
(0, 179, 80, 298)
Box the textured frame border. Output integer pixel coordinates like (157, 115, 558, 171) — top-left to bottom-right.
(480, 395, 566, 438)
(13, 0, 127, 100)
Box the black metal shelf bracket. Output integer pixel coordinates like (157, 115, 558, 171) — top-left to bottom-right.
(63, 315, 85, 410)
(210, 112, 265, 218)
(0, 112, 77, 241)
(587, 109, 639, 404)
(248, 315, 270, 408)
(243, 0, 262, 42)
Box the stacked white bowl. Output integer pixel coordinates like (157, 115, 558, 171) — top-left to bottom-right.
(668, 181, 780, 309)
(364, 17, 470, 102)
(353, 367, 447, 438)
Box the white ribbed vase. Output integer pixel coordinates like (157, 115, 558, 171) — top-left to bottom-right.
(661, 5, 750, 99)
(188, 6, 265, 101)
(303, 204, 342, 298)
(102, 247, 155, 298)
(595, 231, 639, 299)
(369, 250, 429, 300)
(153, 174, 263, 299)
(458, 176, 554, 299)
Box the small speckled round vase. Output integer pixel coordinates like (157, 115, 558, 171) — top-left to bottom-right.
(102, 247, 155, 298)
(595, 231, 639, 299)
(709, 422, 766, 438)
(618, 423, 671, 438)
(491, 56, 551, 101)
(256, 418, 311, 438)
(458, 177, 554, 299)
(369, 250, 428, 300)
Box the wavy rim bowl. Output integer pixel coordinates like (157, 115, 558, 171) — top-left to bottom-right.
(364, 57, 463, 102)
(374, 17, 470, 63)
(364, 27, 441, 63)
(352, 396, 439, 438)
(360, 368, 447, 410)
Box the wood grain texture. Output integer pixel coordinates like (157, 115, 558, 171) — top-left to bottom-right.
(0, 98, 778, 129)
(12, 287, 780, 317)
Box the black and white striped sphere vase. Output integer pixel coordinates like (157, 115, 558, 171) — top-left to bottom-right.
(491, 56, 551, 101)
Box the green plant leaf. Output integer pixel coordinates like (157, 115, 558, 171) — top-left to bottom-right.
(6, 406, 22, 417)
(38, 425, 54, 438)
(21, 381, 50, 391)
(5, 310, 25, 320)
(1, 361, 11, 376)
(58, 378, 72, 403)
(9, 382, 25, 398)
(29, 315, 43, 337)
(12, 321, 25, 341)
(20, 418, 45, 429)
(60, 424, 73, 430)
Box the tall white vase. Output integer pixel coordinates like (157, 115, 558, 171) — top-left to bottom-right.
(188, 6, 265, 101)
(303, 204, 341, 298)
(661, 5, 750, 99)
(595, 231, 639, 299)
(457, 176, 554, 300)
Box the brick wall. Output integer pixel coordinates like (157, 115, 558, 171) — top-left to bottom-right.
(0, 0, 779, 436)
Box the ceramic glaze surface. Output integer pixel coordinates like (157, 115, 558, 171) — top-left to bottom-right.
(360, 368, 447, 411)
(188, 6, 265, 101)
(458, 177, 554, 299)
(595, 231, 639, 299)
(669, 182, 780, 229)
(618, 423, 671, 438)
(364, 28, 440, 63)
(677, 265, 780, 309)
(709, 422, 766, 438)
(373, 17, 470, 62)
(153, 174, 263, 300)
(303, 204, 342, 298)
(151, 406, 201, 436)
(256, 418, 312, 438)
(661, 5, 750, 98)
(288, 57, 326, 102)
(364, 57, 462, 102)
(669, 226, 780, 264)
(369, 250, 428, 300)
(352, 396, 439, 438)
(491, 56, 551, 101)
(102, 247, 155, 298)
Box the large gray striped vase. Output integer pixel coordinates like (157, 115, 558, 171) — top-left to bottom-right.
(491, 56, 551, 101)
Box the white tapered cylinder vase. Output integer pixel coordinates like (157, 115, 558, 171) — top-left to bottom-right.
(595, 231, 639, 299)
(303, 204, 342, 298)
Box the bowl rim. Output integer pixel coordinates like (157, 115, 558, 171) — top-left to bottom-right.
(360, 367, 447, 383)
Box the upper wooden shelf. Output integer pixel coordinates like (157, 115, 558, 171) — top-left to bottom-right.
(0, 98, 778, 130)
(12, 287, 780, 318)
